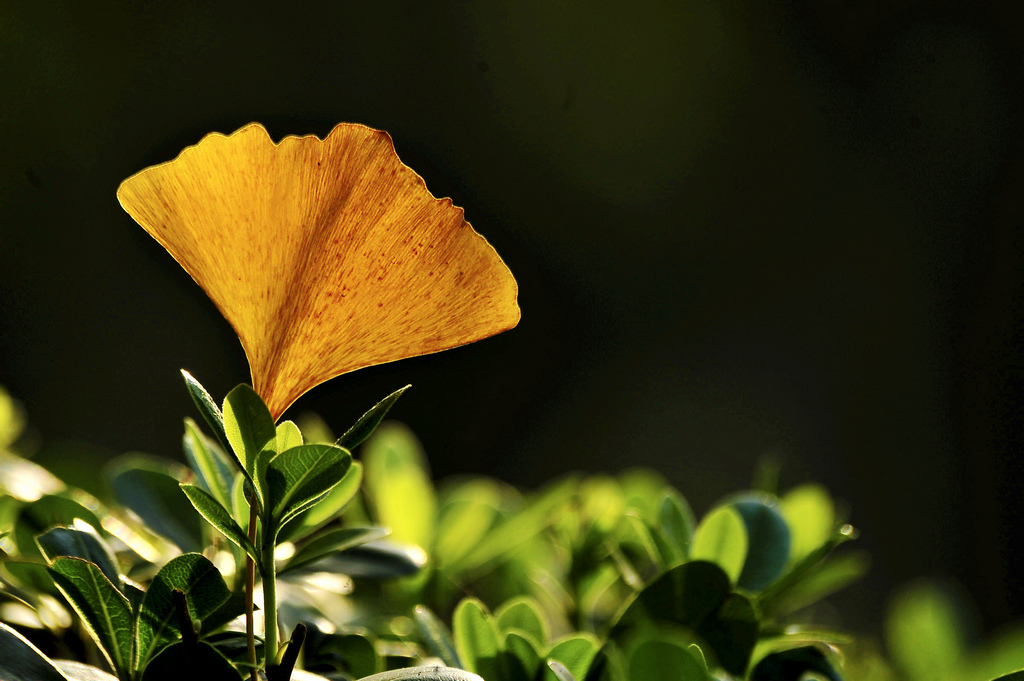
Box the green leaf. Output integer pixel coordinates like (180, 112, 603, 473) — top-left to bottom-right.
(496, 596, 548, 647)
(614, 561, 731, 633)
(47, 557, 132, 679)
(780, 484, 835, 565)
(139, 640, 241, 681)
(656, 491, 696, 566)
(362, 422, 436, 550)
(278, 461, 363, 543)
(279, 526, 390, 575)
(627, 637, 710, 681)
(14, 495, 103, 561)
(415, 605, 463, 668)
(179, 484, 258, 561)
(453, 598, 502, 681)
(106, 455, 203, 553)
(758, 549, 869, 618)
(182, 418, 234, 511)
(181, 370, 231, 455)
(886, 581, 967, 681)
(732, 498, 790, 591)
(690, 506, 747, 584)
(265, 444, 352, 530)
(276, 420, 303, 451)
(435, 490, 500, 570)
(750, 646, 842, 681)
(35, 526, 120, 591)
(504, 631, 543, 681)
(222, 383, 277, 484)
(337, 385, 411, 451)
(134, 553, 231, 671)
(302, 541, 426, 579)
(4, 560, 61, 598)
(0, 621, 69, 681)
(52, 660, 119, 681)
(992, 674, 1024, 681)
(694, 593, 757, 677)
(544, 635, 599, 681)
(612, 561, 755, 674)
(453, 477, 576, 577)
(354, 668, 484, 681)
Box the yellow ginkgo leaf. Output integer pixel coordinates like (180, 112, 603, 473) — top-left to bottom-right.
(118, 123, 520, 420)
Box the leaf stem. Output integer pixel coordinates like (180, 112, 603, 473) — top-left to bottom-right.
(246, 491, 258, 681)
(262, 528, 279, 667)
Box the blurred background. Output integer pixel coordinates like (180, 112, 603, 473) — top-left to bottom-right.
(1, 0, 1022, 640)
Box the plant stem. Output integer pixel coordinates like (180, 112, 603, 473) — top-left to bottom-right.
(246, 492, 258, 681)
(262, 530, 279, 667)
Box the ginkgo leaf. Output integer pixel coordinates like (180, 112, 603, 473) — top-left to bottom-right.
(118, 123, 520, 419)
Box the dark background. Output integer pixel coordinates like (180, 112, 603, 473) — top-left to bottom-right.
(2, 0, 1022, 638)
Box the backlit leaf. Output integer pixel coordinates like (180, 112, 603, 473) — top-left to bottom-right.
(135, 553, 231, 671)
(0, 621, 68, 681)
(179, 484, 258, 561)
(118, 123, 520, 420)
(47, 557, 132, 679)
(691, 506, 747, 584)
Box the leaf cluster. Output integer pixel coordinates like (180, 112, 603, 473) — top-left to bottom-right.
(1, 383, 1023, 681)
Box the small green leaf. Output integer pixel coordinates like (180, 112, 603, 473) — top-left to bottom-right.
(415, 604, 463, 668)
(627, 637, 711, 681)
(453, 477, 576, 577)
(106, 455, 203, 553)
(453, 598, 502, 681)
(179, 484, 258, 561)
(182, 418, 235, 511)
(544, 635, 599, 681)
(363, 423, 436, 551)
(35, 526, 120, 591)
(656, 491, 696, 566)
(758, 549, 869, 618)
(695, 593, 758, 676)
(732, 498, 790, 591)
(886, 581, 967, 681)
(279, 526, 390, 575)
(139, 640, 241, 681)
(504, 631, 543, 681)
(613, 561, 730, 635)
(780, 484, 835, 565)
(181, 370, 231, 454)
(48, 557, 133, 679)
(278, 461, 363, 543)
(222, 383, 277, 483)
(265, 444, 352, 530)
(337, 385, 411, 451)
(134, 553, 231, 671)
(435, 494, 499, 570)
(0, 621, 68, 681)
(691, 506, 747, 584)
(276, 420, 303, 451)
(300, 541, 426, 579)
(496, 596, 548, 647)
